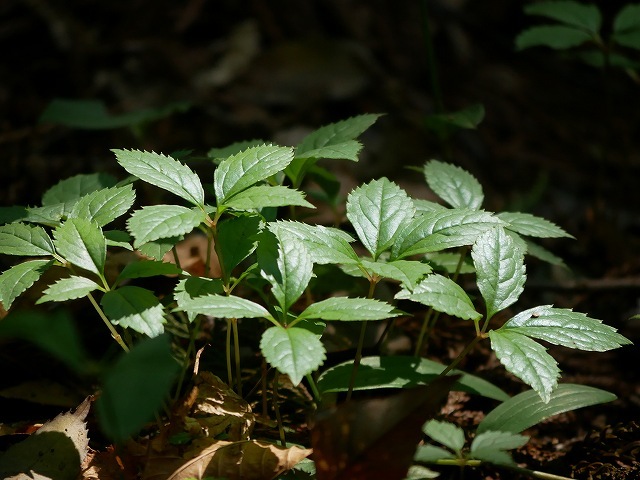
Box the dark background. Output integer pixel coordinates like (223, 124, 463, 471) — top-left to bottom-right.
(1, 0, 639, 476)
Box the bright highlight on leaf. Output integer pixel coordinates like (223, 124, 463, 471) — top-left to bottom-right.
(127, 205, 206, 248)
(0, 223, 56, 257)
(69, 184, 136, 227)
(298, 297, 400, 322)
(54, 218, 106, 276)
(424, 160, 484, 210)
(101, 286, 165, 337)
(37, 276, 102, 304)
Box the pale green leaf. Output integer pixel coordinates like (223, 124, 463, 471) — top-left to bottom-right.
(297, 140, 362, 162)
(0, 223, 56, 256)
(478, 384, 617, 434)
(423, 420, 465, 453)
(498, 212, 573, 238)
(524, 1, 601, 32)
(489, 330, 559, 403)
(173, 277, 225, 322)
(223, 185, 314, 210)
(177, 293, 270, 319)
(54, 218, 106, 276)
(413, 199, 448, 215)
(414, 444, 456, 463)
(316, 356, 509, 401)
(516, 25, 593, 50)
(264, 227, 314, 313)
(298, 297, 400, 322)
(207, 139, 269, 162)
(470, 430, 529, 466)
(405, 464, 442, 479)
(42, 173, 117, 207)
(358, 258, 433, 289)
(101, 286, 165, 337)
(396, 274, 481, 321)
(346, 178, 415, 258)
(425, 103, 485, 134)
(37, 276, 102, 303)
(391, 209, 503, 260)
(127, 205, 205, 248)
(216, 214, 262, 277)
(136, 236, 182, 260)
(500, 305, 632, 351)
(424, 160, 484, 210)
(296, 114, 382, 158)
(472, 226, 526, 320)
(0, 259, 53, 310)
(116, 260, 183, 283)
(214, 145, 294, 204)
(260, 325, 326, 385)
(269, 221, 359, 265)
(69, 184, 136, 227)
(113, 149, 205, 207)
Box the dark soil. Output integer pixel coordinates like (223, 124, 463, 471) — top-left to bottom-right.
(1, 1, 639, 479)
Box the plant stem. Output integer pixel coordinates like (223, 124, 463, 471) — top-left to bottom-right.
(86, 292, 129, 352)
(306, 373, 322, 405)
(171, 245, 182, 270)
(272, 371, 286, 447)
(414, 307, 434, 357)
(439, 334, 483, 377)
(232, 318, 242, 395)
(225, 319, 233, 386)
(346, 277, 378, 401)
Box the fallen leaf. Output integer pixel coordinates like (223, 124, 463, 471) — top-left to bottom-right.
(311, 376, 458, 480)
(167, 440, 311, 480)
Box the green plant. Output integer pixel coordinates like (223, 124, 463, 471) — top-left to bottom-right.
(0, 114, 632, 479)
(516, 1, 640, 81)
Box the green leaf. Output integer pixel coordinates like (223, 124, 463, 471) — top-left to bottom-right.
(472, 226, 526, 320)
(264, 227, 314, 313)
(101, 286, 165, 337)
(54, 218, 106, 276)
(346, 178, 415, 258)
(104, 230, 133, 250)
(0, 223, 56, 256)
(0, 310, 90, 374)
(136, 236, 183, 260)
(207, 139, 269, 162)
(423, 160, 484, 210)
(423, 420, 465, 453)
(425, 252, 475, 274)
(127, 205, 205, 248)
(470, 431, 529, 466)
(478, 384, 618, 434)
(0, 259, 53, 310)
(498, 212, 573, 238)
(391, 209, 503, 260)
(516, 25, 594, 50)
(177, 293, 270, 319)
(214, 145, 294, 204)
(296, 114, 381, 159)
(40, 98, 189, 130)
(297, 297, 400, 322)
(613, 4, 640, 49)
(413, 199, 448, 215)
(216, 214, 262, 277)
(97, 334, 180, 442)
(173, 277, 225, 322)
(488, 330, 559, 403)
(499, 305, 632, 351)
(42, 173, 117, 207)
(413, 444, 456, 463)
(69, 184, 136, 227)
(405, 465, 442, 479)
(260, 325, 326, 385)
(116, 260, 183, 283)
(358, 258, 433, 289)
(523, 1, 602, 32)
(523, 240, 567, 268)
(37, 276, 102, 303)
(223, 185, 314, 210)
(425, 104, 485, 136)
(396, 274, 481, 321)
(317, 356, 509, 401)
(21, 204, 67, 227)
(113, 149, 205, 207)
(269, 221, 359, 265)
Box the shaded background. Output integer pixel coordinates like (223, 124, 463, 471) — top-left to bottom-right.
(0, 0, 639, 476)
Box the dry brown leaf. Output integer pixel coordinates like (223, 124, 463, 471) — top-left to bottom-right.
(190, 371, 254, 441)
(167, 440, 311, 480)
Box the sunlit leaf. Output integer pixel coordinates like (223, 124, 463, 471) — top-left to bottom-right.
(423, 160, 484, 210)
(498, 212, 573, 238)
(470, 430, 529, 466)
(260, 325, 326, 385)
(127, 205, 206, 248)
(223, 185, 314, 211)
(356, 258, 433, 289)
(37, 276, 102, 303)
(422, 420, 465, 453)
(298, 297, 400, 322)
(113, 149, 205, 207)
(101, 286, 165, 337)
(0, 223, 56, 256)
(178, 293, 270, 320)
(54, 218, 106, 276)
(69, 184, 136, 227)
(0, 259, 53, 310)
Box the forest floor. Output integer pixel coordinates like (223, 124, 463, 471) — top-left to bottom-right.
(1, 1, 639, 478)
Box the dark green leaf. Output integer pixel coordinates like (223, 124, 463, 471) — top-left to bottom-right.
(470, 431, 529, 466)
(524, 1, 601, 32)
(613, 4, 640, 49)
(42, 173, 117, 207)
(116, 260, 183, 283)
(422, 420, 465, 453)
(516, 25, 593, 50)
(217, 214, 262, 277)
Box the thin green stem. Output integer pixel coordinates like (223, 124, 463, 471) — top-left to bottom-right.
(86, 292, 129, 352)
(171, 245, 182, 270)
(225, 319, 233, 386)
(305, 373, 321, 405)
(346, 277, 378, 401)
(414, 307, 434, 357)
(439, 334, 483, 378)
(272, 371, 286, 447)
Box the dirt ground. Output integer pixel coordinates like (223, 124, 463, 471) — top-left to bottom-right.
(1, 1, 639, 478)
